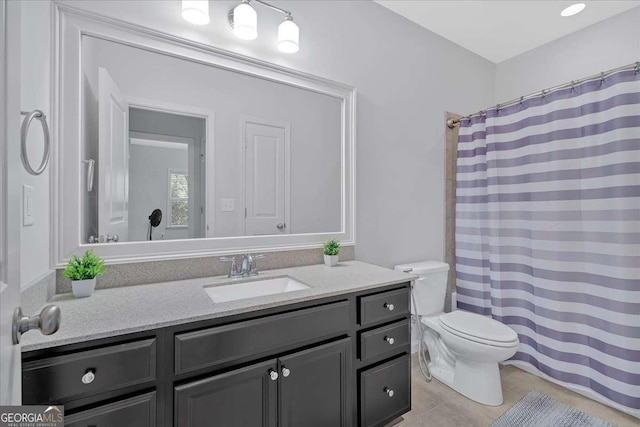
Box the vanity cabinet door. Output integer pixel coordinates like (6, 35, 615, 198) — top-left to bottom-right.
(174, 360, 277, 427)
(278, 338, 351, 427)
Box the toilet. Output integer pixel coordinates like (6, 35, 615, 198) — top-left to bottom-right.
(395, 261, 519, 406)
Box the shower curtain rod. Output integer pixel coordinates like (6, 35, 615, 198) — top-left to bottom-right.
(446, 61, 640, 128)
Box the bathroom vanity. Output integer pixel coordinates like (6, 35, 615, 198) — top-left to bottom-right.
(21, 262, 414, 427)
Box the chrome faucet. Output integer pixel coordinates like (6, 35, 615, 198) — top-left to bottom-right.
(220, 254, 266, 279)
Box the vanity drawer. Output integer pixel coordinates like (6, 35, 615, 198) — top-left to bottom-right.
(359, 287, 410, 327)
(22, 338, 157, 404)
(359, 320, 410, 362)
(359, 354, 410, 427)
(175, 301, 350, 375)
(65, 392, 156, 427)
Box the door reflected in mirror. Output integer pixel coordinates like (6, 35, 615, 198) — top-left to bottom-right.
(82, 35, 342, 243)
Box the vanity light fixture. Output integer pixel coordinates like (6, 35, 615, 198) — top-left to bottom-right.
(182, 0, 210, 25)
(231, 0, 258, 40)
(560, 3, 586, 17)
(278, 14, 299, 53)
(229, 0, 300, 53)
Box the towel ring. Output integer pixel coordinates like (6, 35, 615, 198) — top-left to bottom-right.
(20, 110, 50, 176)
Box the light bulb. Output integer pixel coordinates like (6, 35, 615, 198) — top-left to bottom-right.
(182, 0, 210, 25)
(278, 16, 299, 53)
(233, 1, 258, 40)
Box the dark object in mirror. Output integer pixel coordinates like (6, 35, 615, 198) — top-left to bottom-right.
(148, 208, 162, 241)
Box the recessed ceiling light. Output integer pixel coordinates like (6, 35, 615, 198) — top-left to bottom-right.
(561, 3, 586, 17)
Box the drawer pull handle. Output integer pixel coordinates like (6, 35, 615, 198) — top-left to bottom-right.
(269, 370, 279, 381)
(81, 369, 96, 385)
(384, 387, 394, 398)
(384, 303, 395, 311)
(282, 367, 291, 377)
(385, 336, 395, 345)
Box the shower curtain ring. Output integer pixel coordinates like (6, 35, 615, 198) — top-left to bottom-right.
(635, 62, 640, 73)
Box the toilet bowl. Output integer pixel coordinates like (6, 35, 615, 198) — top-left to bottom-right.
(421, 311, 519, 406)
(395, 261, 519, 406)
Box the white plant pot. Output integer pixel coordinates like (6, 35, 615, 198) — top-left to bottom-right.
(72, 278, 97, 298)
(324, 254, 339, 267)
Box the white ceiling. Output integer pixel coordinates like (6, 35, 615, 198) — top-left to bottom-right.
(375, 1, 640, 63)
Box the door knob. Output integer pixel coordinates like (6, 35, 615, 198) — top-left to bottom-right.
(276, 223, 285, 230)
(12, 305, 61, 344)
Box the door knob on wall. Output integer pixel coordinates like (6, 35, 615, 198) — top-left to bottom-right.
(12, 305, 61, 344)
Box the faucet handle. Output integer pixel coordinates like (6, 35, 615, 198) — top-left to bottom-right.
(247, 254, 265, 275)
(220, 256, 239, 278)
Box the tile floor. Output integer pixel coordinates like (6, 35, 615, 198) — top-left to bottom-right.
(392, 355, 638, 427)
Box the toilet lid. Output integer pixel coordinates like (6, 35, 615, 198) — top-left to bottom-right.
(439, 311, 518, 344)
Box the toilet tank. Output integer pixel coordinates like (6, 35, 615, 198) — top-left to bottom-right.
(395, 261, 450, 316)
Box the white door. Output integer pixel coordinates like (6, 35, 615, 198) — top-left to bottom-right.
(98, 67, 129, 241)
(244, 121, 290, 236)
(0, 0, 22, 404)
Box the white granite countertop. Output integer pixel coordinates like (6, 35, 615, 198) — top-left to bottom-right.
(21, 261, 416, 352)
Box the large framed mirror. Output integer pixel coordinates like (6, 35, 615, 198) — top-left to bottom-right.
(53, 5, 355, 266)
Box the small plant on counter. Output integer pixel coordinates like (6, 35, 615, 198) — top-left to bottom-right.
(64, 250, 106, 298)
(323, 239, 341, 267)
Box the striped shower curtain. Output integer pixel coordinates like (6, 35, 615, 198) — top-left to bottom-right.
(455, 68, 640, 416)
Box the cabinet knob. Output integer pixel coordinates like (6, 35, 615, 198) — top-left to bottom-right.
(82, 369, 96, 385)
(384, 303, 395, 311)
(384, 387, 394, 398)
(384, 336, 395, 345)
(282, 367, 291, 377)
(269, 370, 279, 381)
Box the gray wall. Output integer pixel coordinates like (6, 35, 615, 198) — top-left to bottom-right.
(82, 34, 342, 238)
(495, 7, 640, 101)
(63, 0, 496, 268)
(20, 0, 51, 287)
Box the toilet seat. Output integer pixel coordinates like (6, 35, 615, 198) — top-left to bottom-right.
(438, 311, 519, 348)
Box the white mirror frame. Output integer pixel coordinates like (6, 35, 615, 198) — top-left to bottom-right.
(52, 4, 356, 267)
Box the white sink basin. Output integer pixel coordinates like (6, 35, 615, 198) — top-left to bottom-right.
(204, 276, 310, 303)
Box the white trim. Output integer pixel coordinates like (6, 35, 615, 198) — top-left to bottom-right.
(130, 138, 188, 151)
(240, 116, 291, 236)
(1, 0, 24, 404)
(52, 3, 356, 266)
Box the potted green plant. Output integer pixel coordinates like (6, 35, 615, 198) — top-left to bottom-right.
(64, 250, 106, 298)
(323, 239, 341, 267)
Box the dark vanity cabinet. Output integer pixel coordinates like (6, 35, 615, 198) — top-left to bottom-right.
(22, 282, 411, 427)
